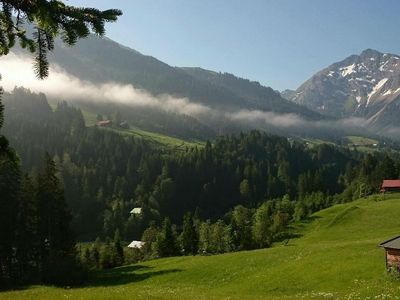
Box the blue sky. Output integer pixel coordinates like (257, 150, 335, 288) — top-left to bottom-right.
(67, 0, 400, 90)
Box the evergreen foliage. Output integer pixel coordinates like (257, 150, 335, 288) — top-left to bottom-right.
(0, 0, 121, 287)
(0, 0, 121, 78)
(0, 153, 81, 285)
(2, 87, 400, 275)
(154, 218, 179, 257)
(181, 212, 198, 255)
(3, 88, 400, 246)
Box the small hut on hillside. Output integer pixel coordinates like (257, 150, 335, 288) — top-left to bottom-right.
(380, 236, 400, 271)
(130, 207, 142, 215)
(128, 240, 144, 249)
(381, 180, 400, 193)
(96, 120, 112, 127)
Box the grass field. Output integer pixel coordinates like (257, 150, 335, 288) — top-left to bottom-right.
(3, 194, 400, 299)
(345, 135, 381, 153)
(303, 135, 379, 148)
(346, 135, 379, 146)
(47, 102, 205, 149)
(103, 126, 204, 149)
(80, 109, 204, 149)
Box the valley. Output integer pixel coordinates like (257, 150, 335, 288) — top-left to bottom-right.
(1, 2, 400, 299)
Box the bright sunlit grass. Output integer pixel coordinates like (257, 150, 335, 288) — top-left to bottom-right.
(2, 194, 400, 299)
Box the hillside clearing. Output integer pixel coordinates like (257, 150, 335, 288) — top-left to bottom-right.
(49, 102, 204, 149)
(2, 194, 400, 299)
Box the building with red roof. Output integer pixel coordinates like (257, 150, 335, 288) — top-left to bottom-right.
(96, 120, 112, 127)
(381, 180, 400, 193)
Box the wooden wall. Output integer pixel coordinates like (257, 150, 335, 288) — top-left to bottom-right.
(386, 249, 400, 269)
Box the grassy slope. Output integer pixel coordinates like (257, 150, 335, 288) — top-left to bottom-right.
(346, 135, 378, 146)
(103, 126, 204, 149)
(49, 102, 204, 149)
(79, 108, 204, 149)
(3, 194, 400, 299)
(346, 136, 380, 153)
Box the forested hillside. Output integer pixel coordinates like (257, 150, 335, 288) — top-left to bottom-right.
(43, 35, 320, 115)
(181, 67, 319, 117)
(3, 88, 400, 247)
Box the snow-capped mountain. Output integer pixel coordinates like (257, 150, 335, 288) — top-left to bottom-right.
(289, 49, 400, 128)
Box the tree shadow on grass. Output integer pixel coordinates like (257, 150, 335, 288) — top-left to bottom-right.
(0, 265, 182, 291)
(274, 232, 303, 245)
(0, 284, 30, 293)
(86, 264, 182, 287)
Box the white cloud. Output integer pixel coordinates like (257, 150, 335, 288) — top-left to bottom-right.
(0, 53, 212, 117)
(0, 52, 378, 137)
(227, 110, 306, 127)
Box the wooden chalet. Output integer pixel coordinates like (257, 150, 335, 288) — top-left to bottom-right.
(380, 236, 400, 271)
(381, 180, 400, 193)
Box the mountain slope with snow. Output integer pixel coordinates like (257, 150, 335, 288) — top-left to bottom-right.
(290, 49, 400, 130)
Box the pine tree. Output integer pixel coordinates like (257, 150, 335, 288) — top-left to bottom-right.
(181, 212, 198, 255)
(155, 218, 179, 257)
(0, 1, 122, 79)
(15, 174, 39, 281)
(36, 153, 75, 281)
(113, 229, 124, 266)
(0, 0, 121, 285)
(0, 145, 21, 283)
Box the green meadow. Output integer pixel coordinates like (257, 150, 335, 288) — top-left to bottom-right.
(3, 194, 400, 299)
(48, 103, 204, 149)
(103, 126, 204, 149)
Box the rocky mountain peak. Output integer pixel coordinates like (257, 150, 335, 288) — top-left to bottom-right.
(289, 49, 400, 129)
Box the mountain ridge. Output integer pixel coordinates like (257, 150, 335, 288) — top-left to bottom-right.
(288, 48, 400, 132)
(45, 35, 322, 119)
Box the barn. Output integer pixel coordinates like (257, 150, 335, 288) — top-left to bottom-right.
(379, 236, 400, 271)
(381, 180, 400, 193)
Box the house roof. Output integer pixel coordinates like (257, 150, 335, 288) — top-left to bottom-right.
(382, 180, 400, 188)
(130, 207, 142, 214)
(97, 120, 112, 125)
(127, 240, 144, 249)
(380, 236, 400, 250)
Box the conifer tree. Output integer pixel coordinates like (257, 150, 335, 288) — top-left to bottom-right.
(0, 0, 122, 79)
(0, 145, 21, 282)
(0, 0, 121, 285)
(113, 229, 124, 266)
(181, 212, 198, 255)
(36, 153, 74, 271)
(15, 174, 39, 280)
(155, 218, 179, 257)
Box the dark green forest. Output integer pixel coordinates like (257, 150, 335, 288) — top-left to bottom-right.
(0, 0, 123, 286)
(2, 88, 400, 276)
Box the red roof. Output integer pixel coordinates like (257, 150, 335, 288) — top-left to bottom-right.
(97, 120, 112, 126)
(382, 180, 400, 188)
